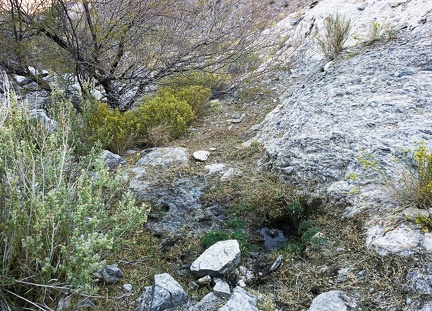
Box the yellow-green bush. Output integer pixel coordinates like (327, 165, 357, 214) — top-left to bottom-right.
(83, 99, 141, 153)
(79, 85, 209, 151)
(156, 85, 211, 117)
(135, 91, 195, 141)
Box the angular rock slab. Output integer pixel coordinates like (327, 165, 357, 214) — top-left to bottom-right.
(308, 290, 357, 311)
(218, 287, 259, 311)
(191, 240, 241, 278)
(137, 273, 188, 311)
(193, 150, 210, 162)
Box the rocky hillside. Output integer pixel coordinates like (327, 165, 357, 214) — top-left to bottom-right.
(255, 0, 432, 255)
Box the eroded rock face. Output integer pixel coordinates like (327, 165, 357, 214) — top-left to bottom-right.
(190, 240, 241, 278)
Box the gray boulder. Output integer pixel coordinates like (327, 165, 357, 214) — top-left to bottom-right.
(128, 146, 210, 234)
(253, 15, 432, 255)
(218, 287, 259, 311)
(137, 273, 189, 311)
(100, 150, 128, 168)
(308, 290, 357, 311)
(191, 240, 241, 278)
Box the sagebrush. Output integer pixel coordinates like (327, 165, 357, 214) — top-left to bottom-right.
(0, 78, 148, 309)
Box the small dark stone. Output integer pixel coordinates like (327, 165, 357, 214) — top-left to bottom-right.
(310, 286, 320, 295)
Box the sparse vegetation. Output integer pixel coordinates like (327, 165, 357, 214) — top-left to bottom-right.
(358, 142, 432, 209)
(316, 14, 352, 58)
(368, 20, 399, 43)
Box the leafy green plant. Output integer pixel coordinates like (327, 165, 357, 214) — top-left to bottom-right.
(0, 89, 148, 309)
(415, 214, 432, 233)
(226, 218, 247, 229)
(316, 14, 351, 58)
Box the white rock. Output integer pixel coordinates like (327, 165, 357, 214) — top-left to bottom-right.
(367, 223, 423, 256)
(193, 150, 210, 162)
(136, 147, 189, 168)
(221, 168, 242, 181)
(197, 275, 212, 285)
(122, 284, 133, 293)
(191, 240, 241, 278)
(308, 290, 357, 311)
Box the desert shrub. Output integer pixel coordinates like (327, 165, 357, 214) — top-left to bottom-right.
(156, 85, 211, 118)
(0, 88, 148, 309)
(82, 98, 141, 154)
(316, 14, 351, 58)
(135, 92, 195, 141)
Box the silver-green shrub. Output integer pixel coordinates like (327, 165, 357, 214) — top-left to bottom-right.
(0, 75, 148, 309)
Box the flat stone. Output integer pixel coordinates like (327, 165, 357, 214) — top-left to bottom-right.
(191, 240, 241, 278)
(204, 163, 226, 174)
(368, 223, 423, 256)
(136, 147, 189, 168)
